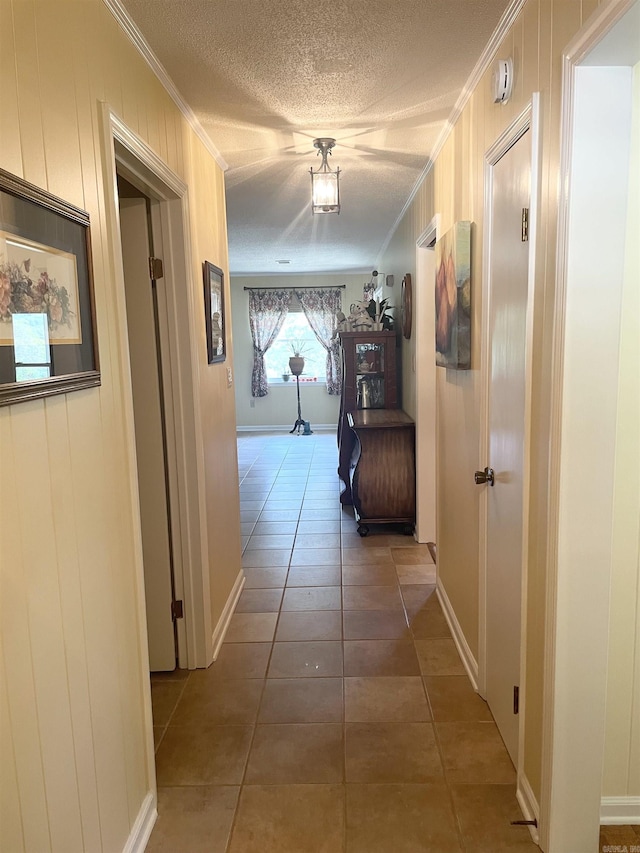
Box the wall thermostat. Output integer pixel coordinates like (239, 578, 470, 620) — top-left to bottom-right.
(492, 58, 513, 104)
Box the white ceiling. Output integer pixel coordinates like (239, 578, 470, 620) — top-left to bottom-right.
(119, 0, 514, 275)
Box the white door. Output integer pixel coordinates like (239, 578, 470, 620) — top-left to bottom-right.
(119, 193, 176, 671)
(484, 129, 531, 763)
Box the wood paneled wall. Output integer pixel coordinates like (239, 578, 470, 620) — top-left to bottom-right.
(379, 0, 620, 805)
(0, 2, 241, 850)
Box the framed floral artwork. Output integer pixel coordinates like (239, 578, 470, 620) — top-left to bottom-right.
(0, 168, 100, 406)
(203, 260, 226, 363)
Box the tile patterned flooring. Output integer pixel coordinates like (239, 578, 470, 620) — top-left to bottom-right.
(147, 432, 541, 852)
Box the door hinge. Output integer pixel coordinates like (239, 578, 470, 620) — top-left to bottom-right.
(171, 599, 183, 621)
(521, 208, 529, 242)
(513, 685, 520, 714)
(149, 257, 164, 280)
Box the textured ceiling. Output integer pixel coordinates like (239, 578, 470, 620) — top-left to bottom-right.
(120, 0, 513, 274)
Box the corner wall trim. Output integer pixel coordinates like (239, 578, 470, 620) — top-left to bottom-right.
(600, 797, 640, 825)
(102, 0, 228, 171)
(122, 792, 156, 853)
(517, 774, 541, 845)
(211, 569, 245, 661)
(436, 578, 479, 690)
(377, 0, 527, 260)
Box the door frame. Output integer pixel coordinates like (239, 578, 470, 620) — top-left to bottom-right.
(414, 216, 439, 544)
(540, 1, 638, 848)
(99, 104, 212, 671)
(478, 95, 541, 835)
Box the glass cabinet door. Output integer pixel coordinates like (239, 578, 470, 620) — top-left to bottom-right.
(355, 341, 386, 408)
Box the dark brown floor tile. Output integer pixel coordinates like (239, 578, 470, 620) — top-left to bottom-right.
(259, 678, 343, 723)
(146, 786, 239, 853)
(342, 547, 394, 566)
(269, 641, 343, 678)
(345, 677, 430, 722)
(245, 723, 344, 783)
(600, 826, 640, 850)
(436, 722, 516, 784)
(425, 676, 493, 721)
(345, 722, 443, 782)
(343, 610, 410, 640)
(276, 610, 342, 641)
(415, 638, 467, 676)
(408, 606, 452, 639)
(343, 585, 403, 611)
(282, 586, 341, 611)
(400, 584, 438, 616)
(243, 568, 288, 589)
(211, 643, 271, 679)
(451, 783, 540, 851)
(153, 726, 165, 751)
(396, 564, 437, 584)
(155, 724, 252, 785)
(150, 668, 190, 683)
(171, 677, 263, 726)
(236, 588, 283, 612)
(228, 785, 344, 853)
(246, 534, 295, 550)
(225, 612, 278, 643)
(346, 783, 462, 853)
(342, 564, 399, 586)
(290, 548, 341, 566)
(391, 546, 435, 564)
(151, 681, 186, 726)
(344, 639, 420, 676)
(242, 549, 291, 568)
(287, 565, 342, 586)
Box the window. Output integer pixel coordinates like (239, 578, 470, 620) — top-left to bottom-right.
(264, 310, 326, 383)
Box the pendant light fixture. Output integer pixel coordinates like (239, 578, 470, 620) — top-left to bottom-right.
(310, 138, 341, 214)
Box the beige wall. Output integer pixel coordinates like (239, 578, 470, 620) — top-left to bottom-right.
(0, 1, 240, 851)
(231, 273, 388, 428)
(602, 60, 640, 800)
(379, 0, 603, 803)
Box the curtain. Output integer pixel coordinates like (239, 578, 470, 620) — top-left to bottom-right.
(294, 288, 343, 395)
(248, 289, 292, 397)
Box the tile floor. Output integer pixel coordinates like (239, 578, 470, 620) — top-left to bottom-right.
(147, 432, 541, 852)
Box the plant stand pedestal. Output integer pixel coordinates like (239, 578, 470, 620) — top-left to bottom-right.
(289, 374, 312, 435)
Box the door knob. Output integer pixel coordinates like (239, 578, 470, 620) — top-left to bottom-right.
(474, 467, 495, 486)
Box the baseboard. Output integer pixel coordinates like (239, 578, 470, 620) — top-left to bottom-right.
(517, 773, 541, 844)
(122, 791, 156, 853)
(210, 568, 245, 661)
(600, 796, 640, 824)
(436, 578, 479, 690)
(236, 424, 336, 432)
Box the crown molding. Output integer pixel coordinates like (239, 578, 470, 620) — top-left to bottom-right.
(377, 0, 527, 261)
(102, 0, 228, 171)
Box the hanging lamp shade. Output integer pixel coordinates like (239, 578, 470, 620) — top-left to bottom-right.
(310, 138, 341, 214)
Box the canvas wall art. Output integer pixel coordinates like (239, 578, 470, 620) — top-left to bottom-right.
(435, 220, 471, 369)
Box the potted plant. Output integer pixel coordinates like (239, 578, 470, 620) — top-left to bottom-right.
(282, 369, 291, 382)
(288, 340, 308, 376)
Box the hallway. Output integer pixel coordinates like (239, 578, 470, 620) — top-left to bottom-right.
(147, 432, 538, 852)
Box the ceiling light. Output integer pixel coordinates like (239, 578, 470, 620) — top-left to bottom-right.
(310, 138, 341, 215)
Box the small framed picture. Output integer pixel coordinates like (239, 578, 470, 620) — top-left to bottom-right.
(203, 260, 225, 364)
(0, 168, 100, 406)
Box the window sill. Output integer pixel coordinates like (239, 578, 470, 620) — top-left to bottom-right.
(271, 378, 326, 386)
